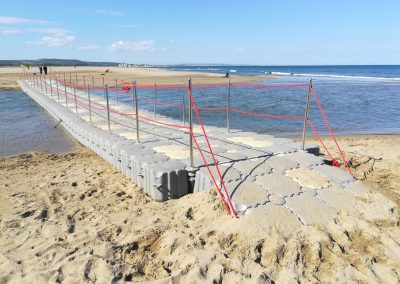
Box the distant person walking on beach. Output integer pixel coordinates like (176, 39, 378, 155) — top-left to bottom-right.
(39, 66, 43, 74)
(225, 71, 230, 78)
(43, 66, 48, 75)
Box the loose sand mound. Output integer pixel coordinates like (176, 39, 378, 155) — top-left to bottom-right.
(0, 147, 399, 283)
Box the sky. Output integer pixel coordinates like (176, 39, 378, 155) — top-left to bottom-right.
(1, 0, 400, 65)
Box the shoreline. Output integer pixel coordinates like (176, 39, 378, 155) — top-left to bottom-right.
(0, 66, 270, 89)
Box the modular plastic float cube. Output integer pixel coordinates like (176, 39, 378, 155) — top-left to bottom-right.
(129, 152, 169, 188)
(104, 136, 129, 166)
(110, 140, 137, 171)
(119, 144, 147, 175)
(193, 167, 214, 193)
(142, 160, 189, 201)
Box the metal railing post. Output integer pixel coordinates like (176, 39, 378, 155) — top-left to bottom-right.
(49, 76, 53, 99)
(92, 76, 95, 102)
(87, 84, 92, 124)
(45, 75, 48, 95)
(227, 79, 231, 133)
(102, 77, 105, 99)
(182, 89, 186, 125)
(115, 78, 119, 104)
(40, 75, 44, 93)
(301, 79, 313, 150)
(153, 82, 157, 117)
(105, 85, 111, 133)
(74, 74, 78, 114)
(132, 80, 140, 143)
(188, 78, 194, 168)
(83, 76, 86, 97)
(64, 73, 68, 108)
(56, 76, 60, 102)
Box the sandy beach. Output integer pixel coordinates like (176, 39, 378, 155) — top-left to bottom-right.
(0, 66, 266, 90)
(1, 134, 399, 283)
(1, 68, 400, 282)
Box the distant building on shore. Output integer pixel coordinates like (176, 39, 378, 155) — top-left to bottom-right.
(118, 63, 151, 68)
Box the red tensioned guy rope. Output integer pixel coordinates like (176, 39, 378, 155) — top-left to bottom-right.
(311, 88, 352, 174)
(307, 119, 339, 167)
(191, 134, 232, 215)
(120, 82, 186, 89)
(117, 91, 185, 109)
(192, 83, 229, 89)
(57, 85, 189, 130)
(58, 79, 309, 91)
(229, 108, 304, 119)
(230, 83, 310, 88)
(188, 87, 238, 217)
(197, 107, 228, 111)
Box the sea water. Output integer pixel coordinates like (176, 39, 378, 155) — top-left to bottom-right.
(129, 65, 400, 136)
(0, 89, 76, 157)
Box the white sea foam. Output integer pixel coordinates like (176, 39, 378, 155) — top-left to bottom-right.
(269, 72, 400, 81)
(270, 72, 292, 76)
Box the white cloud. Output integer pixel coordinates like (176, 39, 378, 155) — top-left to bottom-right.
(95, 9, 125, 16)
(234, 48, 245, 53)
(29, 28, 69, 36)
(108, 40, 155, 52)
(77, 44, 99, 50)
(0, 16, 48, 24)
(169, 39, 175, 44)
(26, 35, 76, 47)
(0, 28, 23, 35)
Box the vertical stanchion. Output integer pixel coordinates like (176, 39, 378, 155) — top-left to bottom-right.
(102, 77, 105, 99)
(227, 79, 231, 133)
(115, 78, 119, 104)
(188, 78, 194, 168)
(74, 75, 78, 114)
(44, 75, 48, 94)
(132, 80, 140, 143)
(87, 84, 92, 124)
(49, 76, 53, 99)
(83, 76, 86, 96)
(40, 75, 44, 93)
(92, 76, 95, 100)
(63, 73, 68, 108)
(301, 79, 313, 150)
(56, 76, 60, 102)
(182, 89, 186, 125)
(153, 82, 157, 117)
(105, 85, 111, 133)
